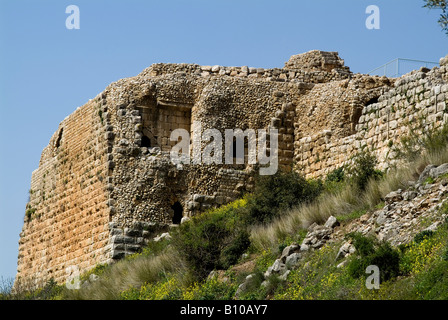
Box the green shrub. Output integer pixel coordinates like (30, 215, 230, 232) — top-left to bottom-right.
(254, 249, 277, 272)
(422, 123, 448, 156)
(324, 167, 346, 193)
(346, 255, 371, 279)
(244, 170, 323, 224)
(121, 273, 183, 300)
(346, 233, 400, 282)
(191, 275, 237, 300)
(220, 230, 251, 269)
(414, 230, 435, 244)
(16, 278, 63, 300)
(400, 228, 446, 276)
(80, 263, 108, 282)
(349, 151, 383, 191)
(346, 232, 375, 257)
(171, 199, 249, 279)
(0, 277, 13, 300)
(325, 167, 345, 184)
(369, 243, 401, 282)
(182, 274, 238, 300)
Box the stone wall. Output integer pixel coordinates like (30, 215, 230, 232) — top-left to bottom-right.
(295, 56, 448, 179)
(101, 65, 320, 261)
(143, 50, 351, 84)
(16, 99, 111, 287)
(16, 50, 448, 287)
(293, 75, 394, 177)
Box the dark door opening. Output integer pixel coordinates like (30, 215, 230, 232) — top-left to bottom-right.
(171, 201, 183, 224)
(142, 135, 152, 148)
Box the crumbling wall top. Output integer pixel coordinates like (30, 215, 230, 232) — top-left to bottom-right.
(284, 50, 350, 73)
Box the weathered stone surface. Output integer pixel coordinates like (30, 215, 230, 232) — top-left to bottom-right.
(418, 165, 437, 184)
(385, 190, 403, 204)
(376, 210, 388, 225)
(324, 215, 339, 229)
(430, 163, 448, 179)
(285, 253, 301, 269)
(280, 244, 300, 262)
(180, 216, 191, 224)
(284, 50, 349, 73)
(235, 274, 254, 298)
(153, 232, 172, 242)
(336, 241, 356, 261)
(279, 269, 291, 281)
(402, 190, 418, 201)
(264, 259, 287, 278)
(301, 223, 334, 250)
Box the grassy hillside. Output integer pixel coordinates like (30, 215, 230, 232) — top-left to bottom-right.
(3, 124, 448, 300)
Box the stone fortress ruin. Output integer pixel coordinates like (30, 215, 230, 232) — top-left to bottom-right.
(16, 50, 448, 287)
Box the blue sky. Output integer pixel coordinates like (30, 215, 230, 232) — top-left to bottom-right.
(0, 0, 447, 281)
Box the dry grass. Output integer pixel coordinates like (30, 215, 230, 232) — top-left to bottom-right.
(65, 246, 188, 300)
(249, 183, 360, 253)
(250, 143, 448, 253)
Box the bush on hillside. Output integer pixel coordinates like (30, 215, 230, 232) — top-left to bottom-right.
(244, 170, 323, 225)
(413, 230, 435, 244)
(171, 200, 250, 279)
(324, 167, 346, 193)
(346, 233, 401, 283)
(348, 150, 383, 191)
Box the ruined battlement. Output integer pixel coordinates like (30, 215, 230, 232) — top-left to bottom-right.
(140, 50, 352, 84)
(16, 50, 448, 288)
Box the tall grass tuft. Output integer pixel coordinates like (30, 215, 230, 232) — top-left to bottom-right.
(250, 182, 361, 253)
(65, 247, 187, 300)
